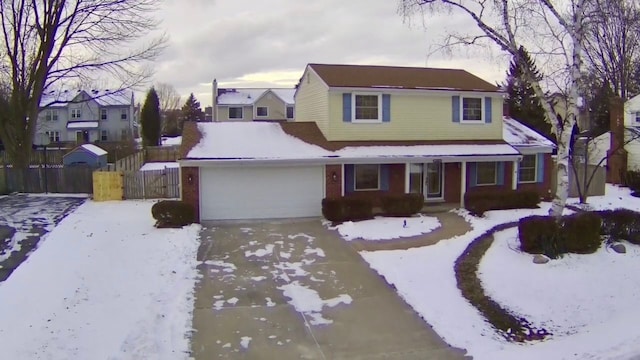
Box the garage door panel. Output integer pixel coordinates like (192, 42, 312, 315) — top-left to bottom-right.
(200, 166, 323, 220)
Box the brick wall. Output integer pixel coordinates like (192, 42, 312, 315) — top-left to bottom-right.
(325, 164, 342, 198)
(181, 166, 200, 222)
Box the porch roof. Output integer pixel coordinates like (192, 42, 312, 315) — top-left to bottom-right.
(503, 117, 555, 153)
(67, 121, 99, 129)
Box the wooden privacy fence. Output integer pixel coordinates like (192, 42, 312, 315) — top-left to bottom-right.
(551, 163, 606, 197)
(2, 166, 93, 194)
(99, 151, 145, 172)
(146, 146, 179, 162)
(0, 149, 68, 165)
(123, 168, 180, 199)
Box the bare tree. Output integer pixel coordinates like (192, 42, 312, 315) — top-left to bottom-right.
(583, 0, 640, 100)
(0, 0, 165, 168)
(155, 82, 181, 112)
(400, 0, 591, 218)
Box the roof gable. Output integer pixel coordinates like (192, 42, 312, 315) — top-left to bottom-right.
(308, 63, 499, 92)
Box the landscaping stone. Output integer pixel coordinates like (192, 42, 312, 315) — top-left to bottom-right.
(611, 243, 627, 254)
(533, 254, 550, 264)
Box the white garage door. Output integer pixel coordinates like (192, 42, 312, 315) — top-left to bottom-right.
(200, 166, 324, 220)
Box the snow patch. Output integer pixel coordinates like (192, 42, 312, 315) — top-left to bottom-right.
(333, 215, 441, 241)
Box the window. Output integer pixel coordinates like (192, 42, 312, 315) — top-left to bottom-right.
(120, 108, 128, 120)
(354, 164, 380, 190)
(101, 108, 108, 120)
(71, 108, 81, 119)
(353, 94, 381, 122)
(46, 131, 60, 142)
(45, 110, 58, 121)
(476, 162, 497, 185)
(519, 155, 537, 183)
(286, 105, 294, 119)
(462, 97, 483, 122)
(100, 130, 108, 141)
(121, 129, 129, 140)
(229, 107, 243, 119)
(635, 111, 640, 122)
(256, 106, 268, 117)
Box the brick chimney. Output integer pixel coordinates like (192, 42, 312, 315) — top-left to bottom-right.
(607, 96, 627, 184)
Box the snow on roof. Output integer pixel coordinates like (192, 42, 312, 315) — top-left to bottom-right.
(67, 121, 99, 129)
(503, 117, 555, 148)
(80, 144, 107, 156)
(334, 144, 520, 158)
(217, 88, 296, 105)
(140, 162, 179, 171)
(187, 122, 333, 159)
(40, 89, 132, 108)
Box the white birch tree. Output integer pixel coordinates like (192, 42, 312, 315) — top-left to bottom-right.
(400, 0, 591, 218)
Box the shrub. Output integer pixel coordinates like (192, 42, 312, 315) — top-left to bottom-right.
(380, 193, 424, 217)
(465, 189, 540, 216)
(519, 212, 602, 258)
(322, 196, 373, 223)
(151, 200, 195, 228)
(622, 170, 640, 192)
(598, 209, 640, 245)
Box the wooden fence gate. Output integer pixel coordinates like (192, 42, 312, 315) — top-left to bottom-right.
(122, 168, 179, 199)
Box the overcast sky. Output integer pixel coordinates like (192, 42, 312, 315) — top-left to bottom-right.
(152, 0, 510, 108)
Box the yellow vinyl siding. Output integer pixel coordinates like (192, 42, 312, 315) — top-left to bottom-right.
(216, 105, 253, 121)
(326, 92, 503, 141)
(254, 91, 287, 120)
(294, 68, 329, 132)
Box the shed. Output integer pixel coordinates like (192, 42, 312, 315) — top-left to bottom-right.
(63, 144, 108, 168)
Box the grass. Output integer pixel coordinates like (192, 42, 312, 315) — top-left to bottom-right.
(454, 221, 551, 342)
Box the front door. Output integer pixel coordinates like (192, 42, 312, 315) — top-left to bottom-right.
(424, 162, 444, 200)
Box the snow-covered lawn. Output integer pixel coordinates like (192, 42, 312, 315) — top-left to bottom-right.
(330, 215, 440, 241)
(140, 162, 179, 171)
(0, 200, 201, 360)
(361, 185, 640, 360)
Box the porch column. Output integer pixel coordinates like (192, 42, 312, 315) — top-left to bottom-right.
(512, 160, 518, 190)
(341, 164, 345, 196)
(460, 161, 467, 208)
(404, 162, 410, 193)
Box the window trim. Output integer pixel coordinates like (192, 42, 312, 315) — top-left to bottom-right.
(71, 108, 81, 119)
(460, 96, 484, 123)
(100, 108, 108, 121)
(286, 105, 294, 119)
(228, 107, 243, 119)
(45, 130, 60, 142)
(100, 130, 108, 141)
(635, 111, 640, 122)
(45, 109, 58, 122)
(354, 164, 381, 191)
(120, 108, 128, 120)
(256, 106, 269, 118)
(352, 93, 382, 123)
(476, 162, 497, 186)
(518, 154, 538, 184)
(121, 129, 129, 140)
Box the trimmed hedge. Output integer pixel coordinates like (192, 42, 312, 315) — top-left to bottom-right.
(151, 200, 196, 228)
(380, 193, 424, 217)
(598, 209, 640, 245)
(322, 196, 373, 223)
(519, 212, 602, 258)
(465, 189, 540, 216)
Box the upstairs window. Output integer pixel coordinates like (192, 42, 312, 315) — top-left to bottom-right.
(120, 108, 128, 120)
(519, 155, 537, 183)
(229, 107, 243, 119)
(635, 111, 640, 122)
(45, 110, 58, 121)
(101, 108, 108, 120)
(462, 97, 483, 122)
(71, 108, 81, 119)
(286, 105, 294, 119)
(256, 106, 268, 117)
(353, 94, 381, 122)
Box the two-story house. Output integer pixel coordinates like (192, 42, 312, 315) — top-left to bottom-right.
(35, 89, 135, 146)
(180, 64, 554, 221)
(211, 79, 295, 122)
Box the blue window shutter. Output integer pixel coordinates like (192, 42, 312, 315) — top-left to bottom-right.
(343, 93, 352, 122)
(382, 94, 391, 122)
(469, 163, 477, 187)
(345, 164, 354, 193)
(497, 162, 504, 185)
(485, 97, 492, 123)
(536, 153, 545, 183)
(380, 165, 389, 190)
(452, 96, 460, 123)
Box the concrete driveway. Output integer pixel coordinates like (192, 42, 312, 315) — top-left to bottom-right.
(0, 194, 85, 282)
(192, 219, 468, 359)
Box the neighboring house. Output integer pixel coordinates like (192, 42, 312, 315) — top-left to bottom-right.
(35, 89, 135, 146)
(211, 79, 295, 122)
(180, 64, 555, 221)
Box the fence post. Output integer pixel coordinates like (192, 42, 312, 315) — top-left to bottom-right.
(142, 170, 146, 199)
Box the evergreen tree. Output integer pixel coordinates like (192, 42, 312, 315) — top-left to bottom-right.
(181, 93, 204, 125)
(503, 47, 553, 140)
(141, 87, 161, 147)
